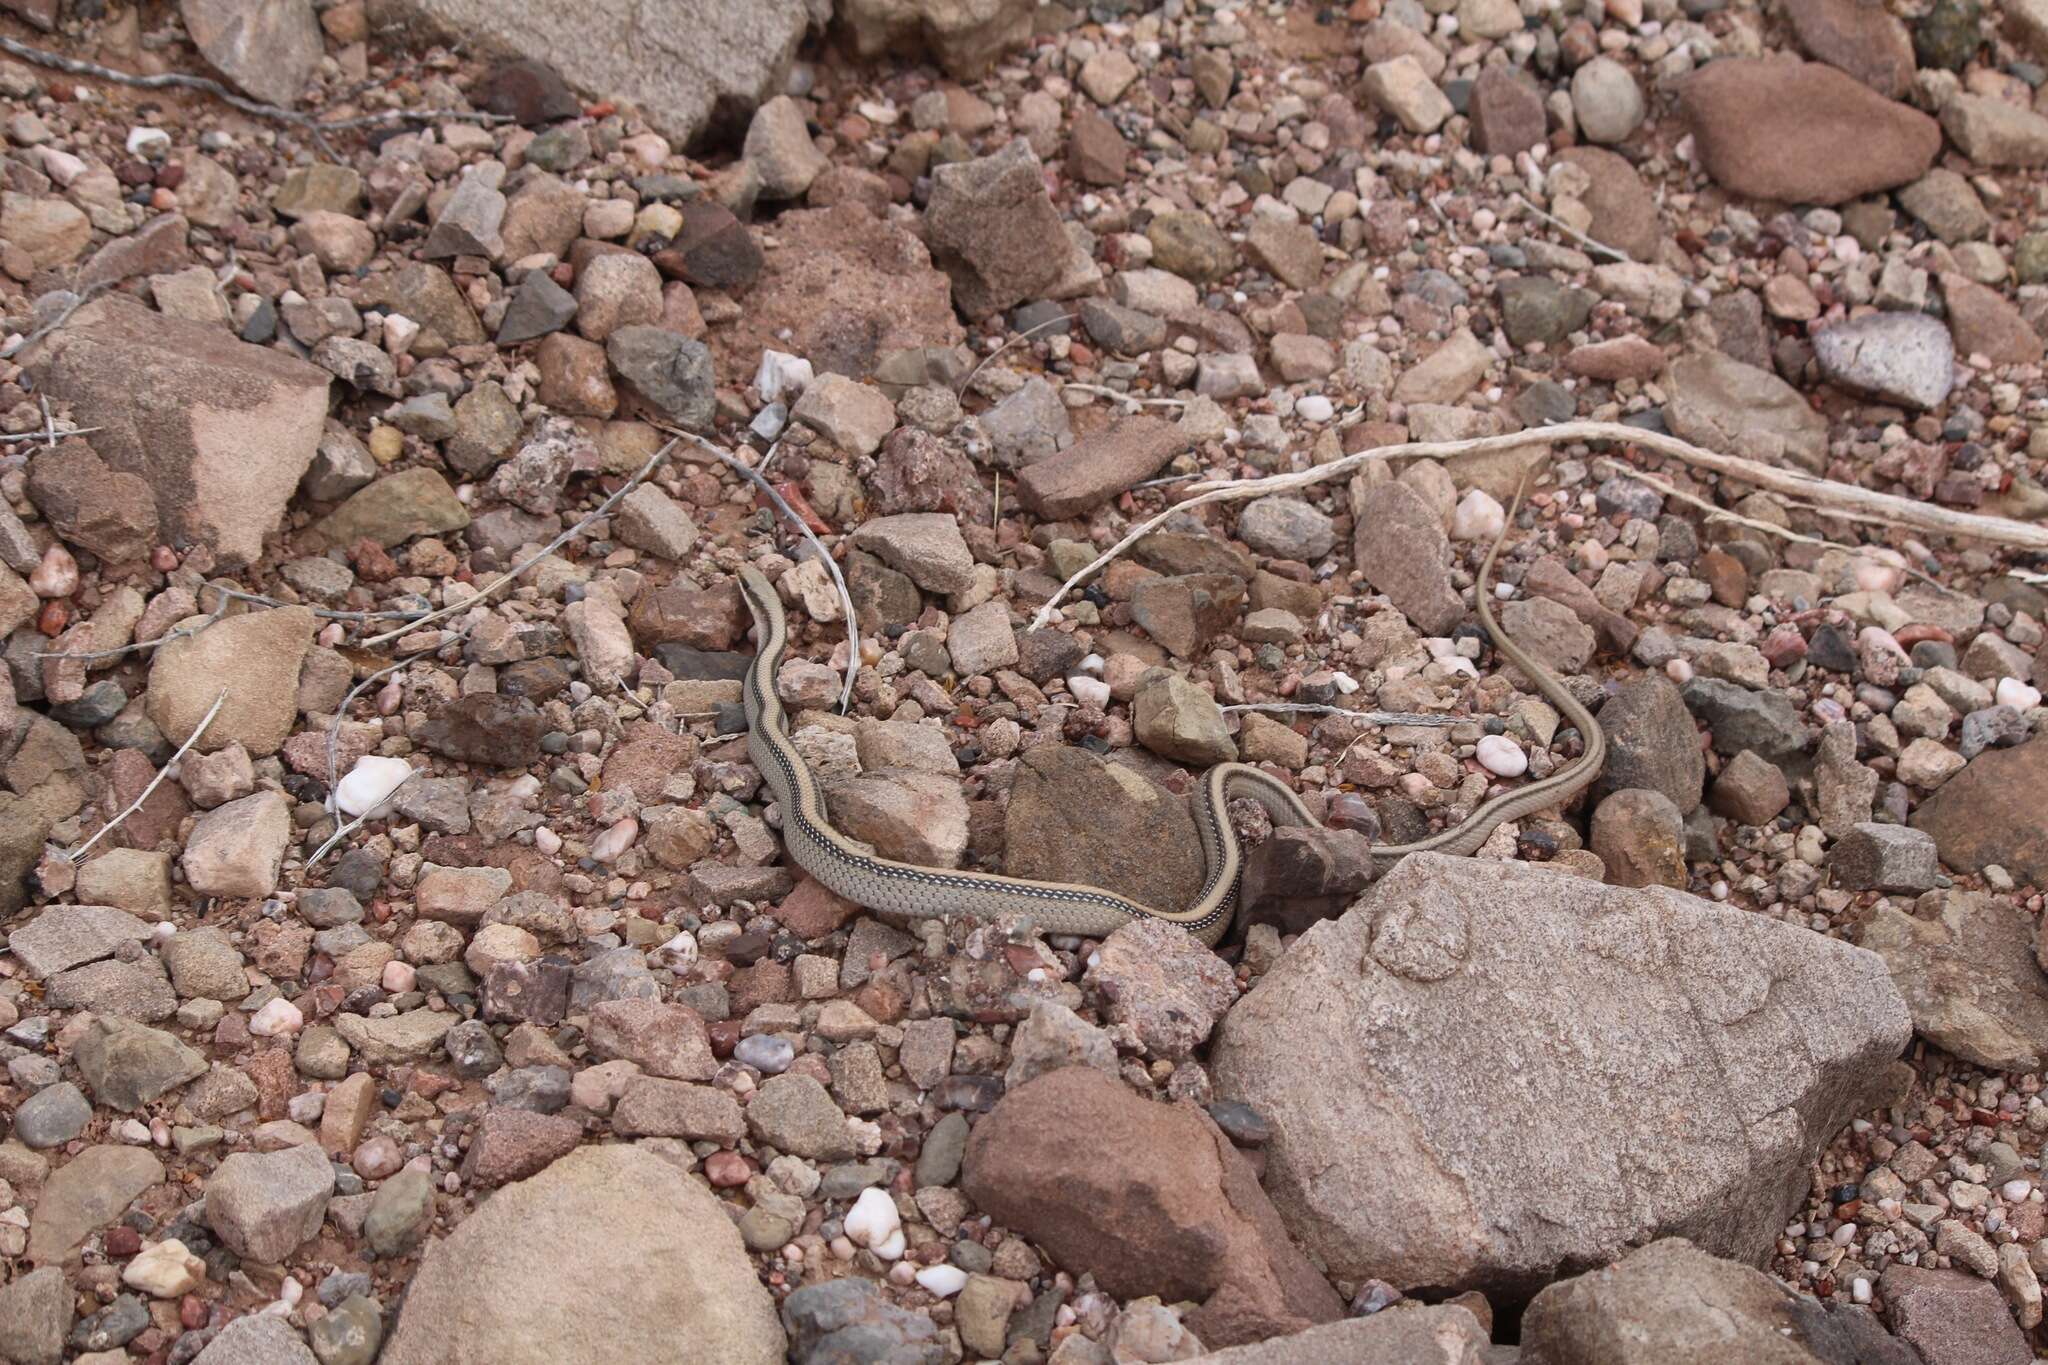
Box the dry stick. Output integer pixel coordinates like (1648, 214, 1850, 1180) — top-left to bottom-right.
(1027, 421, 2048, 628)
(358, 437, 682, 648)
(0, 33, 510, 157)
(667, 429, 860, 714)
(1062, 382, 1188, 408)
(957, 314, 1077, 396)
(0, 282, 111, 361)
(0, 425, 98, 442)
(1222, 703, 1457, 725)
(306, 770, 421, 869)
(67, 688, 226, 862)
(1592, 457, 1959, 596)
(35, 586, 427, 664)
(1512, 194, 1632, 264)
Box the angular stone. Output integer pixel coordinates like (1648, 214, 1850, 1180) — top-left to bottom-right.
(180, 0, 321, 106)
(1881, 1265, 2032, 1365)
(1911, 736, 2048, 881)
(925, 140, 1079, 320)
(1863, 891, 2048, 1072)
(207, 1143, 335, 1264)
(1004, 746, 1204, 914)
(6, 904, 152, 979)
(1813, 312, 1956, 409)
(1132, 671, 1236, 766)
(23, 296, 330, 568)
(191, 1315, 322, 1365)
(306, 468, 469, 552)
(1664, 351, 1830, 472)
(379, 0, 820, 147)
(1830, 822, 1939, 892)
(146, 604, 313, 757)
(1785, 0, 1916, 96)
(1212, 854, 1911, 1297)
(26, 1145, 163, 1264)
(73, 1017, 206, 1111)
(1129, 573, 1246, 659)
(606, 326, 716, 431)
(962, 1067, 1345, 1348)
(380, 1145, 783, 1364)
(1354, 480, 1463, 635)
(849, 513, 975, 595)
(838, 0, 1031, 77)
(181, 790, 291, 899)
(0, 1266, 71, 1365)
(1016, 415, 1188, 520)
(25, 438, 159, 564)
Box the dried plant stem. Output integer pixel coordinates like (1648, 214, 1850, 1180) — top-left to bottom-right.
(669, 429, 859, 714)
(1029, 421, 2048, 628)
(68, 689, 225, 862)
(1512, 194, 1632, 263)
(1061, 383, 1188, 408)
(359, 437, 681, 648)
(958, 314, 1076, 396)
(36, 586, 426, 665)
(1221, 704, 1458, 725)
(306, 770, 420, 868)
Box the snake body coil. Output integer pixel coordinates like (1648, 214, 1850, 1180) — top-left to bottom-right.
(738, 519, 1605, 947)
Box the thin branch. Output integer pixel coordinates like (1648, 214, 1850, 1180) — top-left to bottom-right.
(0, 426, 99, 442)
(34, 586, 426, 664)
(1221, 704, 1458, 725)
(1062, 382, 1188, 408)
(1026, 420, 2048, 628)
(325, 638, 460, 811)
(305, 770, 420, 868)
(666, 429, 859, 714)
(0, 34, 510, 159)
(0, 283, 111, 361)
(957, 314, 1075, 396)
(68, 689, 226, 862)
(1512, 193, 1632, 263)
(358, 437, 681, 647)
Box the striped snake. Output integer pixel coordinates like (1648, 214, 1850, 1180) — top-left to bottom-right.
(738, 515, 1605, 947)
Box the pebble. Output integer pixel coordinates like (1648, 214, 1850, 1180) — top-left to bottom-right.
(1475, 735, 1529, 777)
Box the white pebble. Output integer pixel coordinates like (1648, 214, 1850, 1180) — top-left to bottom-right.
(1475, 735, 1528, 777)
(1997, 678, 2042, 711)
(1295, 395, 1334, 422)
(1067, 675, 1111, 708)
(754, 350, 815, 405)
(535, 826, 563, 855)
(873, 1228, 905, 1261)
(382, 960, 417, 994)
(1450, 489, 1505, 542)
(590, 817, 639, 864)
(249, 997, 304, 1037)
(2004, 1179, 2033, 1202)
(845, 1187, 901, 1250)
(1665, 658, 1695, 684)
(1851, 1277, 1871, 1304)
(126, 125, 169, 157)
(916, 1264, 969, 1297)
(334, 755, 416, 819)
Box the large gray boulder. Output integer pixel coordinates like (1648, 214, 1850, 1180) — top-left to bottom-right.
(1211, 854, 1911, 1299)
(369, 0, 827, 146)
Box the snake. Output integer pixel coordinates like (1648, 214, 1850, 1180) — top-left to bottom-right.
(737, 510, 1606, 947)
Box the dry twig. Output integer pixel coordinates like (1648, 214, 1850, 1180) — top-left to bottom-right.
(1028, 420, 2048, 628)
(359, 437, 682, 648)
(36, 586, 427, 665)
(1512, 194, 1632, 263)
(306, 770, 420, 869)
(67, 688, 225, 863)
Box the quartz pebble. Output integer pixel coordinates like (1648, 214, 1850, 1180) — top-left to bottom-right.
(1475, 735, 1529, 777)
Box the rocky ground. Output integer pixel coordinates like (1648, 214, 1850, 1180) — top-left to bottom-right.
(0, 0, 2045, 1361)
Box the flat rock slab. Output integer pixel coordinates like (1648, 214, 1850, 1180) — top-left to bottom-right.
(6, 904, 152, 979)
(379, 1144, 784, 1365)
(1861, 891, 2048, 1071)
(1211, 853, 1910, 1299)
(27, 1144, 164, 1264)
(1911, 735, 2048, 883)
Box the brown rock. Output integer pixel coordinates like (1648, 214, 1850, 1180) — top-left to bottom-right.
(1562, 335, 1665, 382)
(586, 999, 714, 1079)
(1068, 107, 1130, 185)
(926, 140, 1079, 321)
(1589, 788, 1688, 889)
(25, 439, 159, 564)
(1554, 147, 1663, 262)
(1003, 746, 1205, 913)
(1940, 273, 2046, 366)
(534, 333, 617, 417)
(1128, 573, 1247, 659)
(1015, 415, 1188, 519)
(1677, 58, 1939, 205)
(960, 1067, 1346, 1348)
(461, 1109, 584, 1186)
(707, 203, 962, 383)
(1470, 67, 1547, 156)
(146, 605, 314, 757)
(1710, 750, 1791, 825)
(1911, 735, 2048, 882)
(1353, 480, 1463, 635)
(1785, 0, 1916, 96)
(180, 0, 322, 106)
(23, 296, 330, 568)
(1880, 1265, 2032, 1365)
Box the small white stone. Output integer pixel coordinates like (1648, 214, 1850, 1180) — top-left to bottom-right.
(1851, 1277, 1871, 1304)
(126, 125, 170, 157)
(845, 1186, 901, 1251)
(334, 755, 416, 819)
(124, 1239, 206, 1298)
(1997, 677, 2042, 711)
(1067, 675, 1111, 708)
(873, 1227, 906, 1261)
(382, 960, 417, 994)
(916, 1264, 969, 1297)
(1296, 394, 1335, 422)
(249, 997, 304, 1037)
(590, 817, 639, 864)
(1475, 734, 1528, 777)
(535, 826, 563, 855)
(1450, 488, 1505, 542)
(2005, 1179, 2034, 1202)
(1665, 658, 1695, 684)
(755, 350, 815, 405)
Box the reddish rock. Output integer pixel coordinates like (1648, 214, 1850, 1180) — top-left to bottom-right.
(961, 1067, 1346, 1348)
(1015, 415, 1189, 520)
(1911, 736, 2048, 883)
(1677, 58, 1938, 205)
(1562, 334, 1665, 382)
(1939, 273, 2046, 366)
(1785, 0, 1916, 96)
(597, 721, 698, 802)
(869, 427, 994, 522)
(1554, 146, 1663, 263)
(1068, 107, 1130, 185)
(1469, 66, 1547, 156)
(707, 202, 962, 384)
(628, 578, 747, 652)
(772, 877, 863, 939)
(461, 1109, 585, 1186)
(586, 999, 715, 1080)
